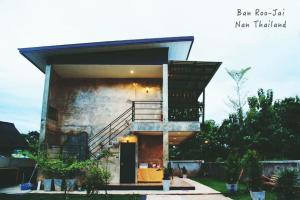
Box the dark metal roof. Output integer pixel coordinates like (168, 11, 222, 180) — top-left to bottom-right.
(0, 121, 27, 154)
(18, 36, 194, 73)
(169, 61, 221, 103)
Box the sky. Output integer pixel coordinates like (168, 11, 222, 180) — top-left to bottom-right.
(0, 0, 299, 133)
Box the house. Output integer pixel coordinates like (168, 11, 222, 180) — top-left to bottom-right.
(0, 121, 27, 156)
(0, 121, 34, 187)
(19, 36, 221, 184)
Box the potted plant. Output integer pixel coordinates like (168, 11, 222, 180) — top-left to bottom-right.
(182, 166, 188, 178)
(75, 171, 85, 191)
(64, 159, 86, 191)
(51, 159, 64, 191)
(163, 168, 171, 191)
(224, 153, 241, 193)
(242, 150, 265, 200)
(30, 153, 54, 191)
(275, 169, 298, 200)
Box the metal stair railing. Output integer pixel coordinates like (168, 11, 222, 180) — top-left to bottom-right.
(88, 101, 163, 158)
(88, 107, 132, 155)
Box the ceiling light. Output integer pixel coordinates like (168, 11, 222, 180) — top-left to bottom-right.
(130, 70, 134, 74)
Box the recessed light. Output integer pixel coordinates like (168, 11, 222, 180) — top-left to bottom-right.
(130, 70, 134, 74)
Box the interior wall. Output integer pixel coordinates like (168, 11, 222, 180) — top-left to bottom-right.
(138, 134, 163, 167)
(51, 78, 162, 137)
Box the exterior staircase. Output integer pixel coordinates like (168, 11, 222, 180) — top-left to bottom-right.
(88, 101, 162, 159)
(88, 107, 132, 159)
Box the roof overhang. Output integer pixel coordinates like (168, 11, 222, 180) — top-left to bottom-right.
(18, 36, 194, 73)
(169, 61, 222, 102)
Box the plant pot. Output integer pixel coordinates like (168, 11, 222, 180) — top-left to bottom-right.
(66, 179, 76, 191)
(163, 179, 170, 191)
(182, 174, 187, 178)
(53, 179, 62, 191)
(43, 179, 52, 191)
(226, 183, 238, 193)
(250, 191, 265, 200)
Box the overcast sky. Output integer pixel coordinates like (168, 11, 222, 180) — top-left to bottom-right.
(0, 0, 299, 133)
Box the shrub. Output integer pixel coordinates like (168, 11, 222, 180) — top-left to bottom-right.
(224, 153, 241, 184)
(275, 169, 299, 200)
(85, 164, 111, 196)
(242, 150, 262, 191)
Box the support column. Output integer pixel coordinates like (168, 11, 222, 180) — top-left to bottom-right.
(39, 64, 52, 148)
(162, 64, 169, 167)
(202, 88, 205, 125)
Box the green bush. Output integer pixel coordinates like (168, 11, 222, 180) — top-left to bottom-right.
(224, 153, 241, 184)
(275, 169, 299, 200)
(85, 164, 111, 196)
(242, 150, 262, 191)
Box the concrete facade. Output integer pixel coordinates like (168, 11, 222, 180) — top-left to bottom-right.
(18, 36, 223, 187)
(40, 66, 205, 183)
(47, 77, 162, 136)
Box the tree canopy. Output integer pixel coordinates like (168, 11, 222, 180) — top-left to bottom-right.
(171, 89, 300, 161)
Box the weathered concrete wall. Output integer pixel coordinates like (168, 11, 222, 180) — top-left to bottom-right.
(49, 78, 162, 137)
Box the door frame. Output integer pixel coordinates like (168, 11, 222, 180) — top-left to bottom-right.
(119, 142, 136, 183)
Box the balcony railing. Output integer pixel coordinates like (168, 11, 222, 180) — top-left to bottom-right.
(132, 101, 163, 122)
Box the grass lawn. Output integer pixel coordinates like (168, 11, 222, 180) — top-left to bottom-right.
(0, 194, 141, 200)
(193, 177, 277, 200)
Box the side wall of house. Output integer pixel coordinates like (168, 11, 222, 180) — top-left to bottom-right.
(48, 78, 162, 137)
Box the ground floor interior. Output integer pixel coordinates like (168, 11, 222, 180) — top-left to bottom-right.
(114, 131, 194, 184)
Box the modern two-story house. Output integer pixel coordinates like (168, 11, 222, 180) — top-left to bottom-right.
(19, 36, 221, 185)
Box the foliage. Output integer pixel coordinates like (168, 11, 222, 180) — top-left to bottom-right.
(170, 120, 227, 161)
(29, 153, 91, 178)
(273, 96, 300, 159)
(169, 106, 200, 121)
(243, 90, 298, 159)
(241, 150, 262, 192)
(226, 67, 251, 122)
(22, 131, 40, 155)
(224, 153, 241, 184)
(85, 164, 111, 196)
(275, 169, 299, 200)
(170, 86, 300, 161)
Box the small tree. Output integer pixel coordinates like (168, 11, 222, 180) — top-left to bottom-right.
(226, 67, 251, 123)
(242, 150, 262, 192)
(224, 153, 241, 184)
(275, 169, 299, 200)
(85, 164, 109, 196)
(98, 149, 113, 199)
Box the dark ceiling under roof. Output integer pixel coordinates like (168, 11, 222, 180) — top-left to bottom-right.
(168, 61, 221, 105)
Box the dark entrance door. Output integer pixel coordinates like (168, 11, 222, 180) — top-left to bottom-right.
(120, 143, 136, 183)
